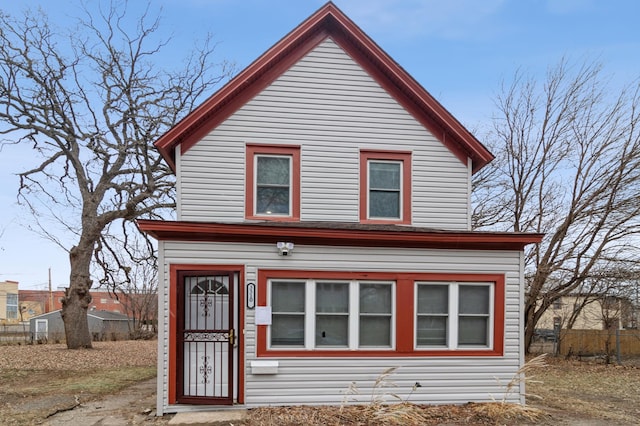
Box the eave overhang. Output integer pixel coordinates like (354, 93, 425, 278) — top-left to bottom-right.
(138, 220, 543, 251)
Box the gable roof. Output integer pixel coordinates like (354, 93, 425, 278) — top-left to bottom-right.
(155, 2, 494, 173)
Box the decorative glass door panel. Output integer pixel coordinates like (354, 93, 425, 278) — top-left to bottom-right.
(178, 272, 234, 404)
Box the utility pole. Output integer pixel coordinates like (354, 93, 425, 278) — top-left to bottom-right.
(48, 268, 53, 312)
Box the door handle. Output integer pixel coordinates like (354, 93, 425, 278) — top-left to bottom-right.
(229, 329, 235, 346)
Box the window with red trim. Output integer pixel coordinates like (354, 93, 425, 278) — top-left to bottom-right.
(246, 144, 300, 221)
(360, 150, 411, 224)
(268, 279, 395, 350)
(256, 270, 504, 357)
(416, 282, 494, 349)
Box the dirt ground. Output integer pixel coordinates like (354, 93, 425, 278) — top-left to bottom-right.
(1, 340, 639, 425)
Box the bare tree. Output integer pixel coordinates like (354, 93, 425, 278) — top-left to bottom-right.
(473, 59, 640, 352)
(0, 3, 233, 348)
(97, 228, 159, 337)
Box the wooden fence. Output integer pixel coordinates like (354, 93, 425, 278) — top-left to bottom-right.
(558, 329, 640, 358)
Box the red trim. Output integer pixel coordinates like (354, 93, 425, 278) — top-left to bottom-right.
(245, 144, 301, 221)
(138, 219, 543, 251)
(255, 269, 505, 357)
(359, 150, 412, 225)
(154, 3, 493, 173)
(168, 264, 245, 405)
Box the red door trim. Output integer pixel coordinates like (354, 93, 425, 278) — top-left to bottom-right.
(168, 264, 245, 405)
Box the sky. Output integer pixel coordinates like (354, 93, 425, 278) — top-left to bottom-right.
(0, 0, 639, 290)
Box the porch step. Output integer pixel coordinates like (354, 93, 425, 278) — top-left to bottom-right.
(168, 409, 247, 425)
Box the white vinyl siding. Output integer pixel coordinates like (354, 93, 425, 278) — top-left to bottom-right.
(178, 38, 469, 229)
(157, 241, 524, 412)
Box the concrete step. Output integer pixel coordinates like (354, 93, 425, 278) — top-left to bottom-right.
(168, 409, 247, 425)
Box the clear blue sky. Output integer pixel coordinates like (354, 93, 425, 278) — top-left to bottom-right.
(1, 0, 639, 290)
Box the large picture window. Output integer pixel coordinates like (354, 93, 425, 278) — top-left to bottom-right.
(246, 144, 300, 221)
(360, 150, 411, 224)
(257, 270, 504, 357)
(416, 282, 493, 349)
(268, 279, 394, 350)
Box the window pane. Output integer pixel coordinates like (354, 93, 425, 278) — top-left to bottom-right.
(458, 317, 488, 346)
(417, 316, 447, 346)
(359, 316, 391, 346)
(369, 191, 400, 218)
(7, 294, 18, 305)
(417, 285, 448, 314)
(316, 315, 348, 346)
(256, 187, 290, 214)
(271, 314, 304, 346)
(316, 282, 349, 313)
(272, 282, 304, 312)
(360, 284, 391, 313)
(370, 162, 400, 189)
(257, 156, 290, 185)
(459, 286, 489, 315)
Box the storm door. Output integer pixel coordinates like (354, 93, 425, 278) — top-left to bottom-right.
(177, 271, 235, 404)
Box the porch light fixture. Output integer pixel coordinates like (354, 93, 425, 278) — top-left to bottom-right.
(277, 241, 294, 256)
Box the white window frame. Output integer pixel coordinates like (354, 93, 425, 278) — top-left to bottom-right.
(254, 154, 292, 216)
(415, 282, 494, 350)
(267, 279, 396, 350)
(367, 159, 403, 220)
(6, 293, 18, 319)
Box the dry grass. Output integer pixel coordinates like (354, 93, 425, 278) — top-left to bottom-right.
(247, 402, 546, 425)
(2, 341, 639, 425)
(527, 355, 640, 424)
(0, 340, 157, 425)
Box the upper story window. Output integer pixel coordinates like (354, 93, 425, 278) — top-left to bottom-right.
(246, 144, 300, 221)
(360, 150, 411, 224)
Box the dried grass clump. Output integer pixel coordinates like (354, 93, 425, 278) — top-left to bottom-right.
(468, 402, 548, 424)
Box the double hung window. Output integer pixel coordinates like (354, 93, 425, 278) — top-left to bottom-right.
(360, 150, 411, 224)
(416, 283, 493, 349)
(246, 144, 300, 220)
(269, 279, 394, 350)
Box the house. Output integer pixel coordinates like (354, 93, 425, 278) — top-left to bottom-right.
(138, 3, 542, 414)
(0, 280, 19, 324)
(19, 289, 133, 321)
(537, 294, 636, 331)
(29, 309, 132, 342)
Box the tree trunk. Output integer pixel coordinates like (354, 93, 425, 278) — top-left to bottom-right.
(523, 302, 537, 353)
(61, 243, 94, 349)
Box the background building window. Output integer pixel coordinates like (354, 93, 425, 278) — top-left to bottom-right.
(6, 293, 18, 319)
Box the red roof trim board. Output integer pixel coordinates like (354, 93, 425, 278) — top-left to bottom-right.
(137, 219, 543, 251)
(154, 2, 494, 173)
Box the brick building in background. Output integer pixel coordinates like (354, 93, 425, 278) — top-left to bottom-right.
(18, 289, 128, 321)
